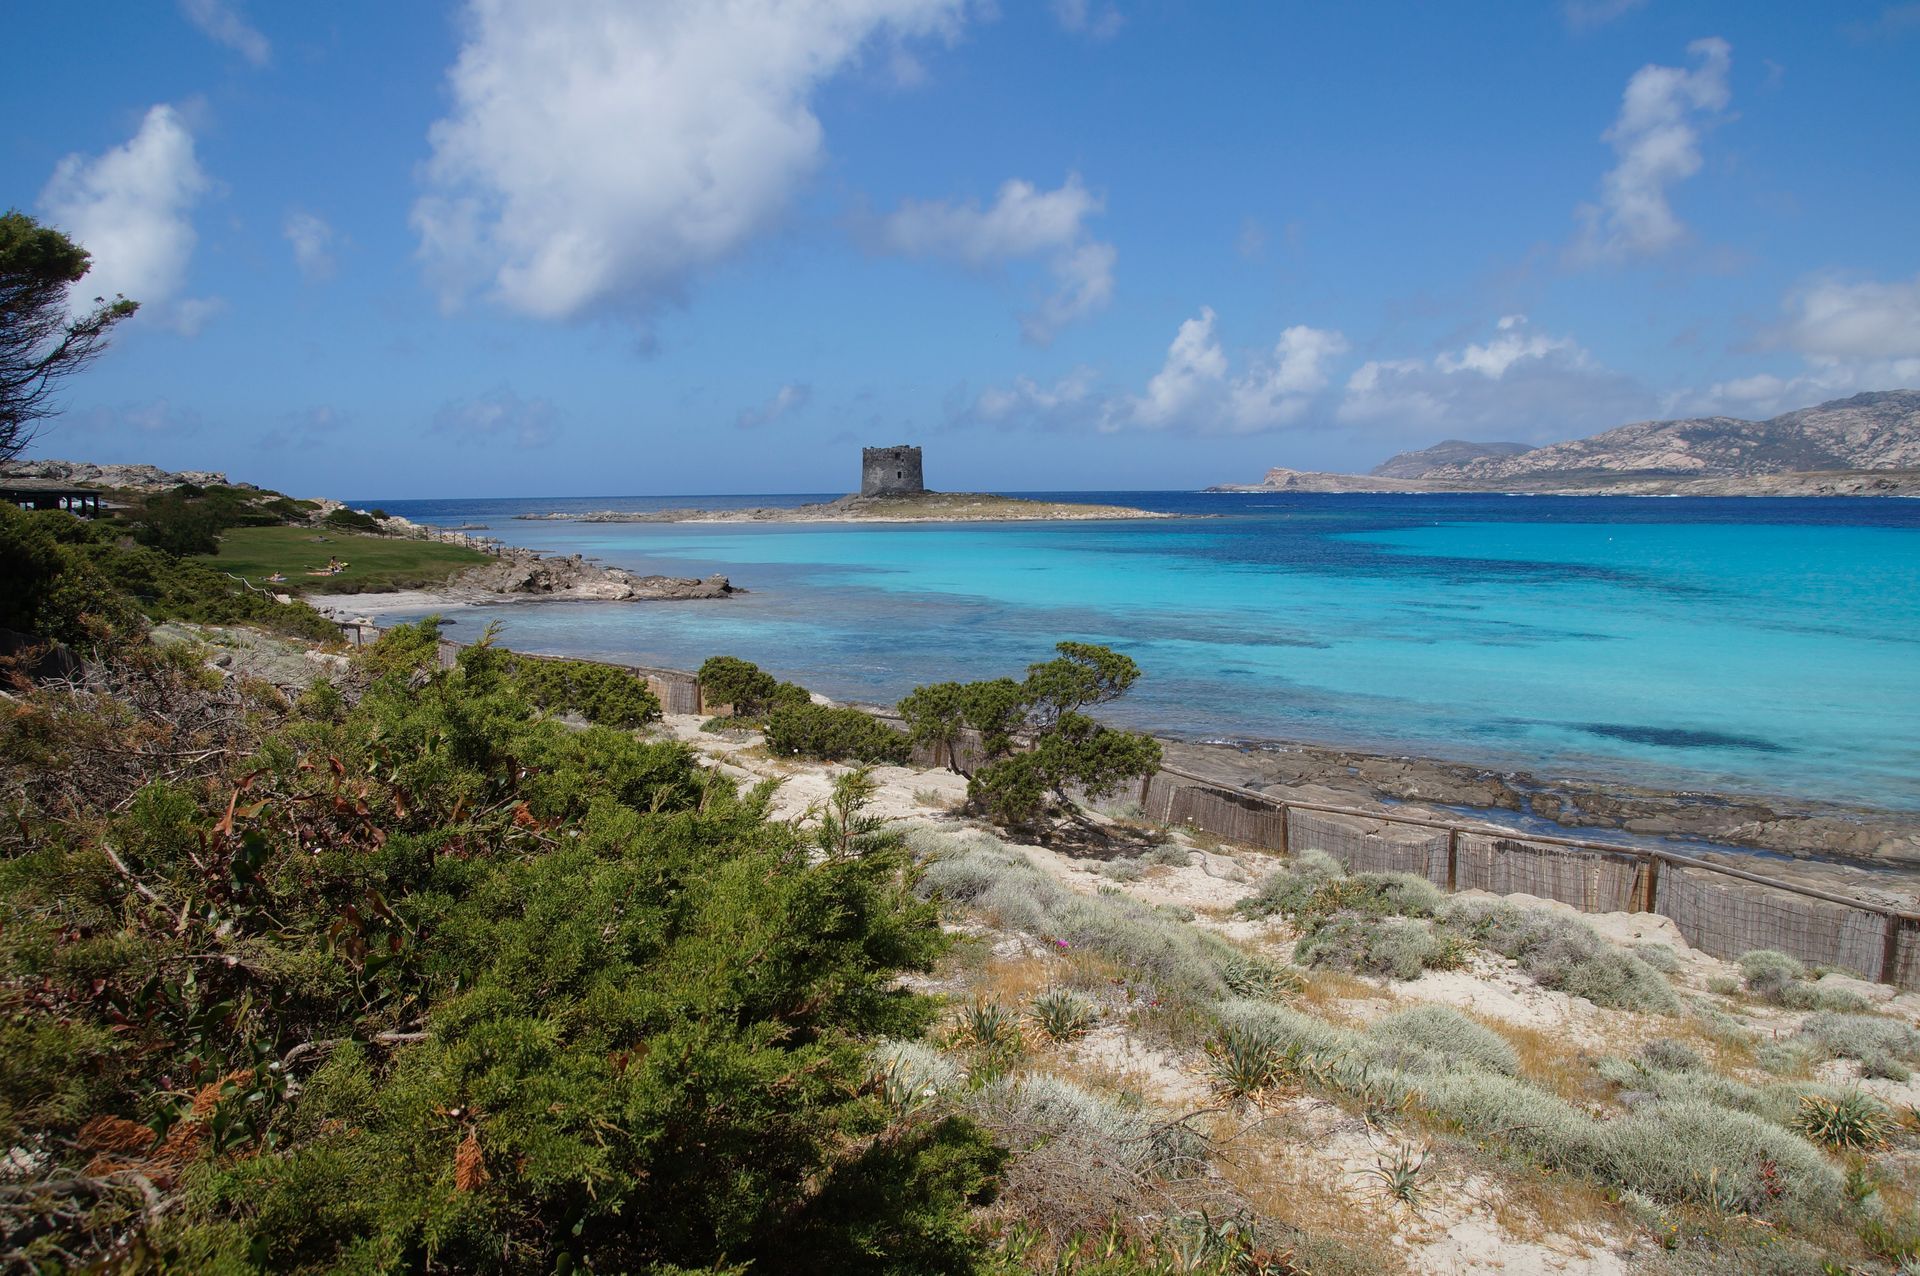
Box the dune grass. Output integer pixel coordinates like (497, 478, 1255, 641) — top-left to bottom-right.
(197, 525, 490, 594)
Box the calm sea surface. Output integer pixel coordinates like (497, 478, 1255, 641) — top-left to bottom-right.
(357, 491, 1920, 812)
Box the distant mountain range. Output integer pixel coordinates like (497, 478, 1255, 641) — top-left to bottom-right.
(1217, 391, 1920, 497)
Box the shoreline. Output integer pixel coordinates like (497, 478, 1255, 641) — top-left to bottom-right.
(1155, 737, 1920, 898)
(294, 576, 1920, 881)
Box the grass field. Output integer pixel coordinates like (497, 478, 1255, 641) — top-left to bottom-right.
(197, 526, 491, 595)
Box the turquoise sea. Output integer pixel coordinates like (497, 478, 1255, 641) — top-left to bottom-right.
(361, 492, 1920, 812)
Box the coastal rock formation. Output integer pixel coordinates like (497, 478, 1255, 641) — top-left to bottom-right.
(1428, 390, 1920, 482)
(1371, 439, 1533, 478)
(1, 458, 248, 492)
(1159, 738, 1920, 870)
(457, 550, 736, 601)
(1222, 390, 1920, 496)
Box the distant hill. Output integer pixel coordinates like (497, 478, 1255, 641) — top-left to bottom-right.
(1422, 390, 1920, 482)
(1214, 391, 1920, 497)
(1371, 439, 1533, 479)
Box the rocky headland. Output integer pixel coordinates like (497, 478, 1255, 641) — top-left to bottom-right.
(1214, 389, 1920, 497)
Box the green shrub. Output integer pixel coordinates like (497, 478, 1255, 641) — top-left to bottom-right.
(1, 621, 1001, 1269)
(1631, 942, 1680, 973)
(1241, 854, 1441, 923)
(1637, 1037, 1706, 1072)
(764, 702, 911, 764)
(1796, 1012, 1920, 1080)
(908, 644, 1160, 830)
(1293, 912, 1464, 981)
(1599, 1100, 1845, 1225)
(321, 506, 381, 533)
(498, 652, 661, 728)
(913, 830, 1251, 1007)
(1779, 980, 1872, 1013)
(1738, 949, 1807, 1000)
(1440, 898, 1680, 1014)
(696, 655, 807, 717)
(1368, 1006, 1518, 1076)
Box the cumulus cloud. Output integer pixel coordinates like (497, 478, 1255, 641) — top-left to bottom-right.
(1572, 37, 1731, 263)
(736, 383, 812, 429)
(38, 104, 214, 333)
(876, 174, 1115, 342)
(414, 0, 967, 321)
(284, 211, 336, 280)
(431, 387, 560, 449)
(1671, 272, 1920, 417)
(1338, 315, 1654, 440)
(1110, 308, 1347, 434)
(179, 0, 270, 66)
(1777, 272, 1920, 364)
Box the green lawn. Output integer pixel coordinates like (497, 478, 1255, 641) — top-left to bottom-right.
(197, 525, 491, 594)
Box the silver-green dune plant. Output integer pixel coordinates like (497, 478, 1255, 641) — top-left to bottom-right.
(1439, 897, 1681, 1014)
(1796, 1011, 1920, 1081)
(910, 826, 1298, 1009)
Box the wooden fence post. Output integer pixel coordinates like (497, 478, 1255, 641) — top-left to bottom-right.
(1446, 828, 1458, 893)
(1276, 802, 1290, 858)
(1882, 914, 1903, 986)
(1644, 854, 1661, 915)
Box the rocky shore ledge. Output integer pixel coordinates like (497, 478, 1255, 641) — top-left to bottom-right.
(1163, 738, 1920, 897)
(513, 492, 1175, 523)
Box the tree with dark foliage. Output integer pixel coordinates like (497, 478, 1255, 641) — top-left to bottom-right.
(0, 210, 138, 463)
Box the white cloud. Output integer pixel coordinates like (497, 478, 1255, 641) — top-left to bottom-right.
(876, 174, 1115, 341)
(975, 367, 1098, 424)
(1113, 308, 1347, 434)
(179, 0, 271, 66)
(1667, 273, 1920, 417)
(38, 104, 214, 334)
(431, 386, 560, 449)
(284, 211, 336, 281)
(1227, 326, 1351, 430)
(1052, 0, 1123, 39)
(1777, 273, 1920, 363)
(1339, 315, 1654, 440)
(1572, 37, 1731, 263)
(1434, 314, 1578, 378)
(414, 0, 967, 321)
(736, 383, 812, 429)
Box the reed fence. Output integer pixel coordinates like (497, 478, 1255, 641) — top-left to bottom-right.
(1142, 767, 1919, 988)
(332, 620, 1920, 987)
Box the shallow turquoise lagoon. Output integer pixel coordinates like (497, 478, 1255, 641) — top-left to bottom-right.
(366, 493, 1920, 811)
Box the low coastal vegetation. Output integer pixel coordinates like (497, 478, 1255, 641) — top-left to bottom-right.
(2, 501, 340, 644)
(193, 524, 489, 595)
(1, 621, 998, 1270)
(13, 497, 1920, 1272)
(899, 642, 1162, 831)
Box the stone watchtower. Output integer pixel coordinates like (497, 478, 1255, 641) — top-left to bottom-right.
(860, 444, 925, 497)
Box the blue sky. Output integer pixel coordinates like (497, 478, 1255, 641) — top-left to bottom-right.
(6, 1, 1919, 498)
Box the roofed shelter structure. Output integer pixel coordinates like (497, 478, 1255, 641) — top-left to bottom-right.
(2, 479, 104, 517)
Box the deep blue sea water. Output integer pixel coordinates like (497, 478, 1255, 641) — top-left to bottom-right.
(357, 491, 1920, 812)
